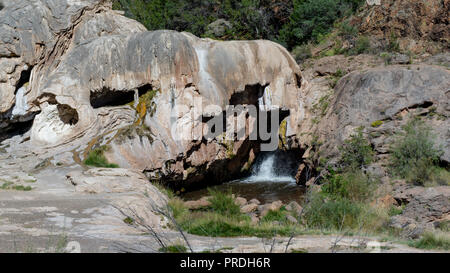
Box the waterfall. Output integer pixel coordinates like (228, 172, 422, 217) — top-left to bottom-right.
(11, 86, 28, 118)
(243, 152, 296, 183)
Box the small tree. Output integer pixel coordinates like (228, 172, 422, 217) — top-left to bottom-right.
(339, 127, 374, 171)
(390, 118, 442, 185)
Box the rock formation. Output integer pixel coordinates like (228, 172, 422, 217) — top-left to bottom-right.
(0, 0, 303, 188)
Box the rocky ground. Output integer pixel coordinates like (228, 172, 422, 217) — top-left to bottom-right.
(0, 130, 444, 253)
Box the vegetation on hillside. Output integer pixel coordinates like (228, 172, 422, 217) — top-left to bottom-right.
(390, 118, 448, 186)
(302, 128, 386, 232)
(84, 145, 119, 168)
(112, 0, 365, 49)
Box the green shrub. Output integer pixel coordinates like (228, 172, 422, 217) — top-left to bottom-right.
(159, 244, 188, 253)
(390, 118, 443, 185)
(387, 32, 400, 52)
(380, 52, 392, 65)
(84, 146, 119, 168)
(208, 189, 241, 217)
(321, 170, 375, 203)
(408, 231, 450, 250)
(279, 0, 365, 49)
(349, 36, 371, 55)
(339, 127, 374, 170)
(338, 20, 358, 38)
(303, 187, 387, 232)
(388, 205, 404, 217)
(303, 192, 363, 230)
(261, 208, 288, 223)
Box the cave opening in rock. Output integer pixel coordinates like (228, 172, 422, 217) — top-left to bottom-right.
(177, 83, 305, 203)
(57, 104, 79, 125)
(0, 119, 34, 144)
(90, 84, 152, 108)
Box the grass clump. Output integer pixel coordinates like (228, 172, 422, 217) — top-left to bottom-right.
(208, 188, 241, 217)
(84, 146, 119, 168)
(12, 185, 32, 191)
(0, 181, 32, 191)
(408, 231, 450, 250)
(389, 118, 446, 186)
(0, 181, 14, 189)
(261, 208, 289, 223)
(159, 244, 187, 253)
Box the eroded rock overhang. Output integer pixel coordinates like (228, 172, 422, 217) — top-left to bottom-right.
(0, 0, 306, 186)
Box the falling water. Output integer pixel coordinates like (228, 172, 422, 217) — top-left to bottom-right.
(243, 153, 296, 183)
(182, 151, 303, 203)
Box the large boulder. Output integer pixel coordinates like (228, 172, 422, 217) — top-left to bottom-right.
(304, 65, 450, 166)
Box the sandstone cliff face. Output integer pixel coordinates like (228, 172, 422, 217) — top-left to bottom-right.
(0, 0, 303, 186)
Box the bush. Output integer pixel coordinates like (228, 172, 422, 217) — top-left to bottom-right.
(208, 189, 241, 217)
(321, 170, 375, 203)
(84, 146, 119, 168)
(261, 207, 288, 223)
(279, 0, 365, 49)
(390, 118, 443, 185)
(348, 36, 371, 55)
(339, 127, 374, 170)
(303, 192, 363, 230)
(303, 187, 387, 232)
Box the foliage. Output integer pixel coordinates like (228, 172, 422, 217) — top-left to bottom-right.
(279, 0, 365, 49)
(338, 127, 374, 170)
(123, 217, 134, 225)
(159, 244, 188, 253)
(84, 146, 119, 168)
(113, 0, 365, 50)
(408, 231, 450, 250)
(260, 207, 288, 223)
(291, 44, 312, 63)
(321, 170, 375, 202)
(112, 0, 290, 41)
(208, 188, 241, 217)
(389, 118, 443, 185)
(169, 189, 301, 238)
(348, 35, 371, 55)
(371, 120, 383, 128)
